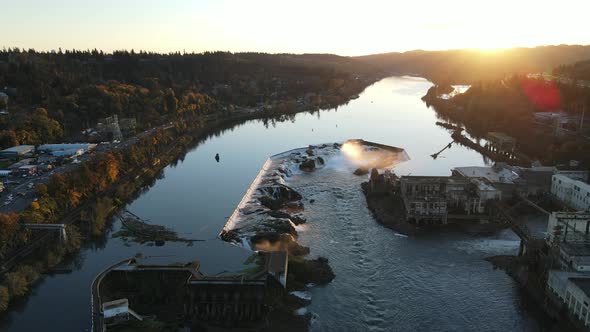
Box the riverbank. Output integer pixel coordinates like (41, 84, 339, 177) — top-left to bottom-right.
(361, 180, 420, 236)
(1, 76, 545, 332)
(0, 74, 376, 317)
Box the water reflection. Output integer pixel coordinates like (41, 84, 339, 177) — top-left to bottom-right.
(0, 76, 535, 331)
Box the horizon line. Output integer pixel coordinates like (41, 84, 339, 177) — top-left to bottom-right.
(1, 43, 590, 58)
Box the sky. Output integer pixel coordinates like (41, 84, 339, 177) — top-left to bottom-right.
(1, 0, 590, 56)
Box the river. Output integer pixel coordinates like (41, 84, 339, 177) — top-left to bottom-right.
(0, 76, 546, 331)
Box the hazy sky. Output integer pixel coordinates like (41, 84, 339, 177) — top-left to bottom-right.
(1, 0, 589, 55)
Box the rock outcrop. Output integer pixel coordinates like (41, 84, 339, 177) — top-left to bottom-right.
(299, 159, 316, 172)
(258, 184, 303, 210)
(353, 167, 369, 176)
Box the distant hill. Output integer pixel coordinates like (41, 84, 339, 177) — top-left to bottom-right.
(354, 45, 590, 83)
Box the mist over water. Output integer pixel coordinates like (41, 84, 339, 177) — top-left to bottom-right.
(0, 77, 543, 331)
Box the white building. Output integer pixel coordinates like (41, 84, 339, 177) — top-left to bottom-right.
(560, 243, 590, 272)
(103, 298, 129, 319)
(548, 271, 590, 327)
(546, 212, 590, 244)
(556, 170, 589, 183)
(453, 164, 519, 197)
(552, 174, 590, 212)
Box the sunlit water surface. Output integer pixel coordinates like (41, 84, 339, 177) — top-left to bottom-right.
(0, 77, 546, 331)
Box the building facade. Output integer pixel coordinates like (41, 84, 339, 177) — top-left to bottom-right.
(559, 243, 590, 272)
(400, 176, 500, 225)
(547, 271, 590, 328)
(552, 174, 590, 212)
(546, 212, 590, 244)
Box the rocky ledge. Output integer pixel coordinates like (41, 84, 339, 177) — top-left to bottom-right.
(220, 140, 408, 329)
(361, 168, 420, 236)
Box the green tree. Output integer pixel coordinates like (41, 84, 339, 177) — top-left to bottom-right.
(28, 108, 64, 144)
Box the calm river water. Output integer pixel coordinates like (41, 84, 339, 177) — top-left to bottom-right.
(0, 77, 546, 331)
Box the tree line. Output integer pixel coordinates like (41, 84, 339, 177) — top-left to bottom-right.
(0, 49, 377, 149)
(423, 75, 590, 166)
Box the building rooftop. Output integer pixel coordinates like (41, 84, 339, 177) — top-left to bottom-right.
(38, 143, 97, 151)
(454, 166, 519, 184)
(554, 174, 590, 188)
(400, 176, 470, 185)
(469, 177, 498, 192)
(8, 158, 35, 169)
(0, 145, 34, 153)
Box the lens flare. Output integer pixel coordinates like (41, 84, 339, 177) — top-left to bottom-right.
(520, 78, 561, 110)
(341, 142, 363, 160)
(341, 141, 409, 169)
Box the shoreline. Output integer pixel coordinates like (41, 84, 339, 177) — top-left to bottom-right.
(0, 76, 378, 320)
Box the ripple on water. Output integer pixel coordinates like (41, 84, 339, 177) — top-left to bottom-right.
(285, 154, 541, 332)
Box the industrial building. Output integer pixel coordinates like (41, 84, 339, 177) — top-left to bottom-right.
(453, 164, 519, 197)
(95, 241, 288, 330)
(547, 271, 590, 328)
(400, 175, 501, 224)
(551, 174, 590, 212)
(37, 143, 97, 158)
(546, 212, 590, 244)
(0, 145, 35, 160)
(559, 243, 590, 272)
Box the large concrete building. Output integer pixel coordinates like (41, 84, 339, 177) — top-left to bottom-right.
(453, 164, 519, 197)
(548, 271, 590, 328)
(559, 243, 590, 272)
(400, 176, 501, 224)
(96, 241, 288, 330)
(552, 174, 590, 212)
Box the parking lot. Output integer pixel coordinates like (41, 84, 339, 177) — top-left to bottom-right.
(0, 123, 175, 214)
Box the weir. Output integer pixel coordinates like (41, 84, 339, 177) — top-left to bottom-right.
(221, 158, 273, 234)
(219, 140, 408, 248)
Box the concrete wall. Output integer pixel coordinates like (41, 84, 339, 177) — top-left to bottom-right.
(547, 271, 590, 327)
(552, 174, 590, 212)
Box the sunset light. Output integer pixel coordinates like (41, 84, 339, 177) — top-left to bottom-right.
(2, 1, 590, 331)
(2, 0, 589, 54)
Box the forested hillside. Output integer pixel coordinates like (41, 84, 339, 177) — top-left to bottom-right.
(554, 58, 590, 81)
(356, 45, 590, 83)
(0, 50, 378, 148)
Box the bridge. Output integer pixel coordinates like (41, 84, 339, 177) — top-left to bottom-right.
(494, 193, 551, 255)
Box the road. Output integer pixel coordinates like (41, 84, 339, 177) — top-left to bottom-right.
(0, 123, 175, 214)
